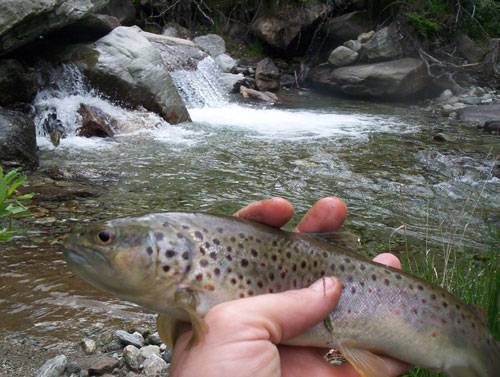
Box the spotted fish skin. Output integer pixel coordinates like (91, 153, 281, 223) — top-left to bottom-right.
(64, 212, 499, 377)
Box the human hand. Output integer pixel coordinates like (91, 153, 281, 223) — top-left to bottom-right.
(171, 197, 408, 377)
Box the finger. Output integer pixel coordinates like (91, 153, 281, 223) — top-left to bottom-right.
(295, 197, 347, 233)
(234, 197, 294, 228)
(373, 253, 402, 269)
(205, 277, 341, 344)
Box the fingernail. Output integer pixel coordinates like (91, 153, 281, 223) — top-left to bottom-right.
(309, 277, 337, 293)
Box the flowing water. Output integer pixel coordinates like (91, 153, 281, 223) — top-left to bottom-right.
(0, 60, 498, 364)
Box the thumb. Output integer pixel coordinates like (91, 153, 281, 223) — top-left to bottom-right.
(205, 277, 341, 344)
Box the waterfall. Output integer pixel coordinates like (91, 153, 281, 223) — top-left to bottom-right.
(170, 57, 228, 108)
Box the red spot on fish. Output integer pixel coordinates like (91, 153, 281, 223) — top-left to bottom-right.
(196, 274, 203, 281)
(431, 331, 437, 337)
(204, 284, 215, 291)
(368, 288, 373, 293)
(239, 293, 245, 298)
(248, 290, 254, 296)
(268, 288, 274, 293)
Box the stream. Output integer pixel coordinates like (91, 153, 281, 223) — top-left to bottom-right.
(0, 60, 498, 371)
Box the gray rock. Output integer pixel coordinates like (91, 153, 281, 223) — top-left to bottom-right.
(322, 11, 372, 44)
(437, 89, 453, 102)
(193, 34, 225, 57)
(481, 120, 500, 134)
(139, 345, 161, 363)
(433, 133, 456, 142)
(35, 355, 67, 377)
(145, 332, 162, 346)
(0, 107, 38, 170)
(215, 53, 237, 73)
(358, 30, 375, 43)
(0, 59, 37, 106)
(363, 25, 403, 62)
(255, 57, 280, 92)
(328, 46, 358, 67)
(81, 338, 97, 354)
(161, 22, 191, 39)
(142, 354, 169, 377)
(456, 33, 487, 63)
(87, 356, 119, 375)
(460, 96, 482, 105)
(63, 26, 190, 124)
(251, 2, 331, 53)
(65, 361, 81, 375)
(220, 73, 245, 91)
(0, 0, 135, 56)
(115, 329, 144, 348)
(310, 58, 429, 99)
(458, 103, 500, 123)
(161, 348, 172, 364)
(123, 345, 141, 370)
(343, 39, 362, 52)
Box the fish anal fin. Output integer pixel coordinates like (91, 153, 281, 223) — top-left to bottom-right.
(157, 313, 184, 349)
(309, 232, 361, 252)
(338, 345, 394, 377)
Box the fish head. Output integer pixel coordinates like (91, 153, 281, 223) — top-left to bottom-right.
(63, 215, 196, 312)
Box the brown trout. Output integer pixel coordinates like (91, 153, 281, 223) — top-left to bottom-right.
(63, 212, 499, 377)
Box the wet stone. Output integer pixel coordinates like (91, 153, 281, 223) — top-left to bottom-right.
(139, 345, 161, 363)
(161, 348, 172, 363)
(145, 332, 162, 346)
(142, 354, 169, 377)
(35, 355, 67, 377)
(87, 356, 119, 375)
(123, 345, 141, 370)
(115, 330, 144, 348)
(103, 339, 123, 352)
(81, 338, 97, 354)
(65, 361, 81, 375)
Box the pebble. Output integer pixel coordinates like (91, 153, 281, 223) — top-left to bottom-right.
(87, 356, 119, 375)
(115, 330, 145, 348)
(145, 332, 162, 346)
(139, 345, 161, 363)
(81, 338, 97, 354)
(123, 345, 141, 370)
(35, 355, 67, 377)
(142, 354, 169, 377)
(161, 348, 172, 364)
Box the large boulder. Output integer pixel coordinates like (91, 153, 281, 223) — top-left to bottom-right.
(0, 108, 38, 170)
(0, 0, 135, 56)
(193, 34, 225, 57)
(63, 26, 190, 124)
(328, 46, 359, 67)
(255, 58, 280, 92)
(362, 25, 403, 62)
(456, 33, 487, 63)
(321, 11, 372, 45)
(310, 58, 429, 99)
(252, 2, 331, 54)
(0, 59, 37, 106)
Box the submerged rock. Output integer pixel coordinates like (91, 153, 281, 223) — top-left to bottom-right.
(310, 58, 429, 99)
(35, 355, 67, 377)
(63, 26, 190, 124)
(77, 104, 116, 138)
(0, 107, 38, 170)
(255, 58, 280, 92)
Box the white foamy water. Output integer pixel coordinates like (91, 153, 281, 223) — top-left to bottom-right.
(189, 104, 415, 140)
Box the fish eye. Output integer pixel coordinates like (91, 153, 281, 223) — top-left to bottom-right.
(97, 230, 113, 244)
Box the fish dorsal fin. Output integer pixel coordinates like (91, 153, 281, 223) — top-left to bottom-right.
(157, 313, 185, 349)
(338, 344, 395, 377)
(309, 231, 361, 252)
(466, 304, 488, 324)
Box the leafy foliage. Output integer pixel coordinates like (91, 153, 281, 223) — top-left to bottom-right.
(0, 167, 34, 242)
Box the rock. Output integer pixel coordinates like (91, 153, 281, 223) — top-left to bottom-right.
(0, 0, 135, 56)
(481, 120, 500, 134)
(310, 58, 429, 99)
(433, 133, 455, 142)
(0, 59, 37, 106)
(99, 0, 136, 25)
(193, 34, 226, 57)
(280, 74, 296, 88)
(61, 14, 122, 42)
(161, 22, 192, 39)
(343, 39, 362, 52)
(139, 345, 161, 363)
(437, 89, 453, 102)
(87, 356, 119, 376)
(142, 354, 169, 377)
(81, 338, 97, 354)
(456, 33, 487, 63)
(460, 96, 482, 105)
(63, 26, 190, 124)
(240, 86, 279, 103)
(115, 330, 144, 348)
(145, 332, 162, 346)
(102, 339, 123, 352)
(358, 30, 375, 43)
(458, 103, 500, 123)
(35, 355, 67, 377)
(123, 345, 141, 370)
(363, 25, 403, 62)
(142, 30, 207, 72)
(161, 348, 172, 364)
(251, 2, 331, 54)
(215, 53, 237, 73)
(77, 104, 116, 138)
(0, 107, 38, 170)
(328, 46, 358, 67)
(65, 361, 81, 375)
(322, 11, 372, 44)
(221, 72, 245, 91)
(255, 58, 280, 92)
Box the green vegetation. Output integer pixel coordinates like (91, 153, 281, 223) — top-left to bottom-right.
(0, 167, 34, 242)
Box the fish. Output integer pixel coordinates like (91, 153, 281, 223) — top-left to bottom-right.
(63, 212, 500, 377)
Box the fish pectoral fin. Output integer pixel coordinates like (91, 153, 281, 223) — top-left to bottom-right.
(185, 306, 209, 348)
(157, 313, 185, 349)
(338, 345, 396, 377)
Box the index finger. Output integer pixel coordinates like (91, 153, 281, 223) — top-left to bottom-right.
(234, 197, 294, 228)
